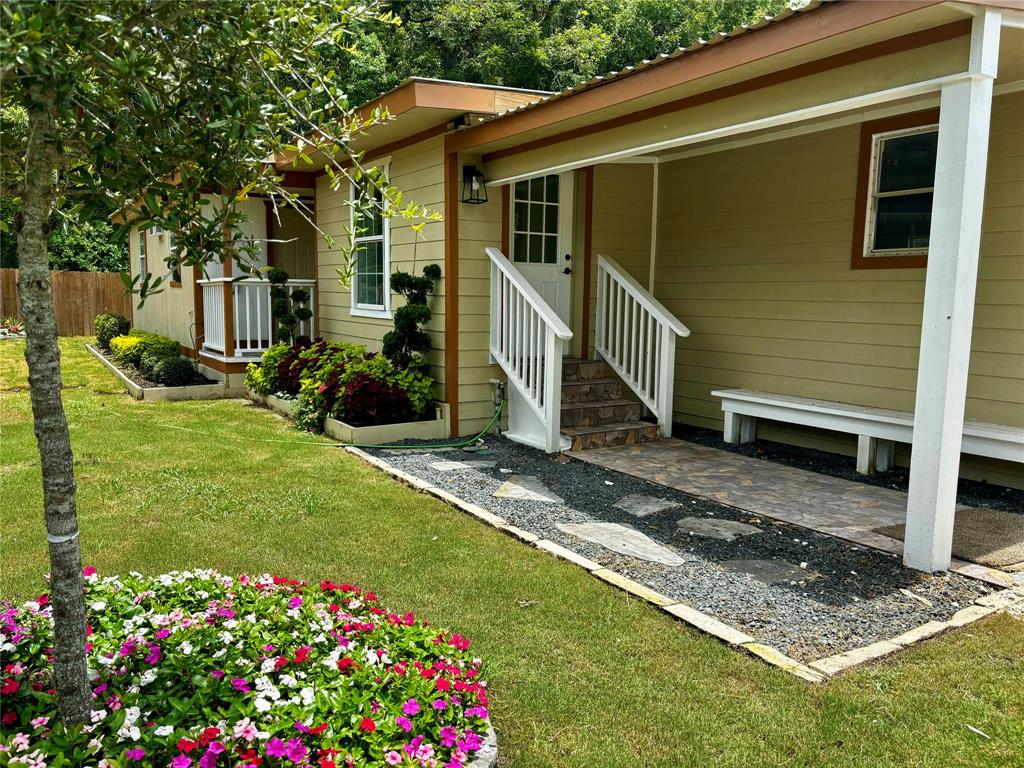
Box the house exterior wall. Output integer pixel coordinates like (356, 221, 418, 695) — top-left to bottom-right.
(128, 226, 197, 350)
(650, 89, 1024, 487)
(315, 134, 448, 396)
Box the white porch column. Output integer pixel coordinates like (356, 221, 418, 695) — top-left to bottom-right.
(903, 10, 1001, 573)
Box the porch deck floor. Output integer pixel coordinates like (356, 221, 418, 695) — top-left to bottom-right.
(570, 439, 1022, 583)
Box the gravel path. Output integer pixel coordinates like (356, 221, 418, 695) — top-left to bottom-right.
(368, 437, 993, 662)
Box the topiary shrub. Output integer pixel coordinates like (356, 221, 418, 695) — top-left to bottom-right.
(0, 568, 493, 765)
(110, 330, 180, 371)
(94, 313, 130, 350)
(382, 263, 441, 369)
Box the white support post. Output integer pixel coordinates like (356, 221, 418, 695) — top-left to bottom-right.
(904, 9, 1000, 573)
(876, 439, 895, 472)
(857, 435, 877, 475)
(543, 327, 562, 453)
(655, 324, 675, 437)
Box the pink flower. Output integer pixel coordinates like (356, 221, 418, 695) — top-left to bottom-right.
(171, 756, 192, 768)
(440, 726, 457, 747)
(230, 677, 250, 693)
(285, 737, 307, 763)
(125, 747, 146, 761)
(288, 596, 303, 609)
(265, 738, 287, 758)
(210, 670, 225, 679)
(433, 698, 447, 711)
(30, 716, 49, 729)
(385, 752, 403, 766)
(401, 699, 420, 716)
(395, 716, 412, 733)
(83, 566, 96, 576)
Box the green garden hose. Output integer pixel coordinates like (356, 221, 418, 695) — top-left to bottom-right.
(345, 397, 504, 451)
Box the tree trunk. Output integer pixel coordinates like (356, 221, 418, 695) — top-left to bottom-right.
(16, 103, 92, 725)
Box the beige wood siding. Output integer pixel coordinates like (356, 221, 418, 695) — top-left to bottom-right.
(651, 90, 1024, 487)
(316, 135, 447, 391)
(129, 226, 197, 348)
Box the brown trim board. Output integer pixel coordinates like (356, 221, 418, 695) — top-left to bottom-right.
(850, 108, 938, 271)
(480, 20, 969, 164)
(443, 141, 460, 436)
(501, 185, 510, 256)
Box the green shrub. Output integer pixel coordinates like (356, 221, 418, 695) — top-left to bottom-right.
(150, 356, 196, 387)
(109, 330, 179, 369)
(244, 342, 291, 395)
(94, 313, 130, 350)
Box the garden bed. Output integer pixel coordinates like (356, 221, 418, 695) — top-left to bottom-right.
(87, 344, 224, 401)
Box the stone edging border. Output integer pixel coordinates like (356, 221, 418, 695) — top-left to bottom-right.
(344, 446, 1024, 684)
(86, 344, 226, 402)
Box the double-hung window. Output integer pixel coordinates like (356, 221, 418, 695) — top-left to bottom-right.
(511, 174, 559, 264)
(852, 112, 938, 269)
(137, 227, 147, 278)
(350, 174, 390, 317)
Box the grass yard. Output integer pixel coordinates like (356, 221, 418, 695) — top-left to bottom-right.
(2, 339, 1023, 768)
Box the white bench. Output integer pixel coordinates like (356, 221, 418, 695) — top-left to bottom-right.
(710, 389, 1024, 475)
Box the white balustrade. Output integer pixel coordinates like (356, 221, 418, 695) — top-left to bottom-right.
(595, 254, 690, 436)
(487, 247, 572, 453)
(197, 277, 316, 358)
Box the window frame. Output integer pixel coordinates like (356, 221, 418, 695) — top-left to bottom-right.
(137, 227, 147, 279)
(349, 162, 391, 319)
(168, 231, 182, 286)
(851, 109, 939, 270)
(510, 174, 561, 266)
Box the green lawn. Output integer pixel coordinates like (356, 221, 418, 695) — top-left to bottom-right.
(2, 339, 1023, 767)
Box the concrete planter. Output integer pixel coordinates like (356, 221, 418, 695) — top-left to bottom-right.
(323, 402, 449, 445)
(246, 390, 298, 418)
(88, 344, 225, 402)
(467, 726, 498, 768)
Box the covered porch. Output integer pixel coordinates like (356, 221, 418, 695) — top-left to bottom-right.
(461, 5, 1024, 573)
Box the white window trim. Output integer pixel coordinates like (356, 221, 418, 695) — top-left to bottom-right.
(862, 123, 938, 259)
(349, 163, 392, 319)
(137, 227, 147, 278)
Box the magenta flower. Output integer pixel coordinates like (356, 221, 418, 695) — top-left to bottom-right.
(265, 738, 287, 758)
(285, 737, 308, 763)
(155, 628, 171, 639)
(171, 756, 192, 768)
(144, 643, 161, 665)
(230, 677, 250, 693)
(125, 748, 146, 761)
(402, 698, 420, 716)
(395, 716, 413, 733)
(210, 669, 225, 679)
(440, 726, 458, 747)
(433, 698, 447, 711)
(288, 596, 303, 609)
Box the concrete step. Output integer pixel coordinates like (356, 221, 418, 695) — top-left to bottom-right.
(562, 357, 615, 383)
(562, 421, 659, 451)
(561, 398, 643, 428)
(561, 377, 624, 403)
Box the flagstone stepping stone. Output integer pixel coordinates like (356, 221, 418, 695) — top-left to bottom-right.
(720, 559, 806, 585)
(494, 475, 563, 503)
(676, 516, 763, 541)
(613, 494, 681, 518)
(429, 460, 497, 471)
(557, 522, 685, 566)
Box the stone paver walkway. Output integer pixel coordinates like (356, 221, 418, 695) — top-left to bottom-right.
(570, 439, 977, 559)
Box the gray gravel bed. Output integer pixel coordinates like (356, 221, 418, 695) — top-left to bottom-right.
(367, 437, 991, 662)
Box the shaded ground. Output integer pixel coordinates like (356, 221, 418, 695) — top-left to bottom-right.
(673, 423, 1024, 514)
(2, 340, 1023, 768)
(368, 437, 990, 662)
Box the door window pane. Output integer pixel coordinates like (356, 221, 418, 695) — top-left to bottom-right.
(511, 174, 561, 263)
(544, 235, 557, 264)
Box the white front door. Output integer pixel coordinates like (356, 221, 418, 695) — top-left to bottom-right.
(510, 172, 574, 352)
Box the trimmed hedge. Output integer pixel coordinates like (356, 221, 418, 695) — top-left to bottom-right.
(109, 329, 195, 386)
(94, 313, 130, 350)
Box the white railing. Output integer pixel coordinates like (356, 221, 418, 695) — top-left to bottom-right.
(197, 277, 316, 357)
(595, 254, 690, 436)
(487, 247, 572, 453)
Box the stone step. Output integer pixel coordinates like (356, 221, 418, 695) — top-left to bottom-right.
(562, 421, 659, 451)
(561, 377, 624, 403)
(562, 357, 615, 383)
(561, 398, 642, 428)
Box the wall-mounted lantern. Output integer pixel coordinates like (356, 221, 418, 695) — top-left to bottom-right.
(461, 165, 488, 204)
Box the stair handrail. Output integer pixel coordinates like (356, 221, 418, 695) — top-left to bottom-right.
(486, 247, 571, 453)
(595, 253, 690, 437)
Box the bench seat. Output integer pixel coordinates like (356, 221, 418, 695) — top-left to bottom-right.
(710, 389, 1024, 474)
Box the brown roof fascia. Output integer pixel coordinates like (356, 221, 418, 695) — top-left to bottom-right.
(481, 18, 970, 163)
(448, 0, 946, 154)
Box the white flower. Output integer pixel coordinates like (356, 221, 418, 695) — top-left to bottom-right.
(220, 631, 233, 644)
(90, 601, 106, 611)
(123, 707, 141, 724)
(254, 697, 272, 713)
(279, 674, 298, 688)
(155, 725, 174, 737)
(299, 687, 315, 706)
(180, 641, 193, 656)
(139, 669, 157, 687)
(260, 658, 277, 674)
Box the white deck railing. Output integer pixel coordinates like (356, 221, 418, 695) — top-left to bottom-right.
(595, 254, 690, 436)
(487, 247, 572, 453)
(197, 277, 316, 357)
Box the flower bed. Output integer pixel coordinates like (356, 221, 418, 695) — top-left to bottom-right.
(0, 570, 493, 767)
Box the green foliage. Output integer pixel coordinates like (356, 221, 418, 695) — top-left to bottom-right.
(382, 263, 441, 370)
(94, 314, 130, 351)
(0, 198, 128, 271)
(109, 330, 179, 370)
(244, 342, 291, 395)
(148, 356, 196, 387)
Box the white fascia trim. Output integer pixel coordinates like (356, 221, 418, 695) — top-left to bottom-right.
(487, 72, 975, 186)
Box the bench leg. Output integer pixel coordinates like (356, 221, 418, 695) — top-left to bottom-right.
(857, 435, 877, 474)
(724, 412, 756, 444)
(876, 439, 895, 472)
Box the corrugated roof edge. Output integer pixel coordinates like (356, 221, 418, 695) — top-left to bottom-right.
(354, 76, 553, 113)
(477, 0, 831, 122)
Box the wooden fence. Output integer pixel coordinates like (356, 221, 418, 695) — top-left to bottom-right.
(0, 269, 133, 336)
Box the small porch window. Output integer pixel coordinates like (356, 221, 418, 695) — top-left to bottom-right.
(851, 110, 938, 269)
(137, 228, 147, 278)
(512, 174, 559, 264)
(350, 175, 390, 318)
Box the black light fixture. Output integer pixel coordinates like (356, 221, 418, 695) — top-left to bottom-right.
(461, 165, 488, 204)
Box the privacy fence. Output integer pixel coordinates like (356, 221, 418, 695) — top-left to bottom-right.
(0, 269, 132, 336)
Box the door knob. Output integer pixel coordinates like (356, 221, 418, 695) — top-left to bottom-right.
(563, 266, 572, 275)
(564, 253, 572, 261)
